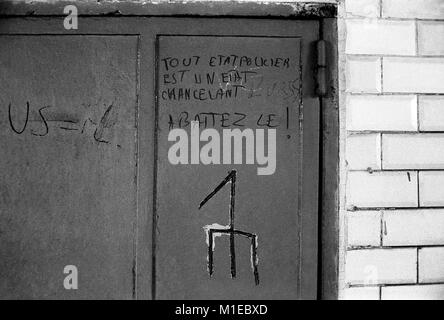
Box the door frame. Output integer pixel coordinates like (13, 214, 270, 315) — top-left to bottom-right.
(0, 0, 339, 300)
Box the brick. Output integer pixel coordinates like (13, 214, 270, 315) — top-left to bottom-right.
(419, 171, 444, 207)
(347, 211, 381, 247)
(384, 58, 444, 93)
(383, 210, 444, 246)
(383, 0, 444, 19)
(419, 96, 444, 131)
(382, 284, 444, 300)
(345, 249, 417, 285)
(346, 20, 415, 55)
(346, 95, 417, 131)
(347, 171, 418, 208)
(419, 247, 444, 283)
(346, 57, 381, 93)
(382, 134, 444, 169)
(343, 287, 380, 300)
(346, 134, 381, 170)
(345, 0, 380, 17)
(418, 22, 444, 56)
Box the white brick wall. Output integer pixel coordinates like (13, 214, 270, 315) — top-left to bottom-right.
(383, 58, 444, 93)
(346, 249, 417, 285)
(346, 20, 416, 55)
(346, 57, 381, 93)
(382, 284, 444, 300)
(346, 133, 381, 170)
(383, 210, 444, 246)
(345, 0, 380, 18)
(343, 287, 380, 300)
(419, 172, 444, 206)
(382, 134, 444, 169)
(418, 22, 444, 55)
(346, 95, 417, 131)
(382, 0, 444, 19)
(419, 247, 444, 283)
(347, 211, 381, 247)
(419, 96, 444, 131)
(346, 171, 418, 208)
(342, 0, 444, 300)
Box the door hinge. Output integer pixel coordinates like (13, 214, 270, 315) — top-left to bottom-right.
(316, 40, 328, 97)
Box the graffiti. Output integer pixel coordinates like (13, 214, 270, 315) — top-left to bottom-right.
(7, 101, 118, 144)
(199, 170, 260, 285)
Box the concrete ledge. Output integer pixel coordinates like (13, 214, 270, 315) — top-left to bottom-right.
(0, 0, 337, 17)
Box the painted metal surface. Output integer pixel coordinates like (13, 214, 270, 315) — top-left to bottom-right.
(0, 0, 337, 18)
(0, 35, 139, 299)
(155, 31, 319, 299)
(0, 16, 325, 299)
(319, 18, 339, 300)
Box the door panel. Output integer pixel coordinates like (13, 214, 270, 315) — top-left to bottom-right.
(156, 35, 307, 299)
(0, 35, 139, 299)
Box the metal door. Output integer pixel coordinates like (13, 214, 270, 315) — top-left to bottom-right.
(0, 17, 320, 299)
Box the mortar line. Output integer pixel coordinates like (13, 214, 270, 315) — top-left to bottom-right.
(416, 247, 420, 284)
(415, 19, 420, 56)
(417, 170, 421, 208)
(416, 95, 420, 132)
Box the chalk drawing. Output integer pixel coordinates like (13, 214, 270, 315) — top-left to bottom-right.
(199, 170, 259, 285)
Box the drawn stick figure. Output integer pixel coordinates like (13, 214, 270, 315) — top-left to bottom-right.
(199, 170, 260, 285)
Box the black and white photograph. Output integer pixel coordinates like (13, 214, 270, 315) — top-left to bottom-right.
(0, 0, 443, 305)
